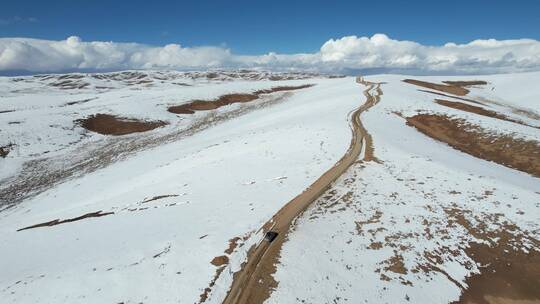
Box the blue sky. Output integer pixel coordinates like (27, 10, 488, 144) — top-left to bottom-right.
(1, 0, 539, 54)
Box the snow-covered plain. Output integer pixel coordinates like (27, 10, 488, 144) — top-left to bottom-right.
(1, 70, 539, 304)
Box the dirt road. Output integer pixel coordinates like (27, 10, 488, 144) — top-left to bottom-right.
(221, 77, 383, 304)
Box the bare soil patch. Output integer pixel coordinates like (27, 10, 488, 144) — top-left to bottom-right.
(199, 235, 251, 303)
(17, 210, 114, 231)
(63, 97, 97, 107)
(403, 79, 470, 96)
(0, 144, 14, 158)
(168, 85, 314, 115)
(435, 99, 538, 129)
(456, 242, 540, 304)
(419, 89, 487, 105)
(443, 80, 487, 87)
(253, 84, 314, 95)
(50, 80, 90, 90)
(77, 114, 167, 135)
(435, 99, 505, 119)
(199, 265, 226, 303)
(383, 254, 408, 275)
(405, 114, 540, 178)
(444, 209, 540, 304)
(225, 237, 242, 254)
(168, 93, 258, 114)
(141, 194, 179, 204)
(210, 255, 229, 267)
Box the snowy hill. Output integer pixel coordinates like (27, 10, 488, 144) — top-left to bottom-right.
(0, 70, 539, 304)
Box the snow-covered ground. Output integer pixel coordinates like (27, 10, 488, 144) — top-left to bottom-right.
(0, 71, 359, 303)
(1, 70, 539, 304)
(267, 72, 540, 304)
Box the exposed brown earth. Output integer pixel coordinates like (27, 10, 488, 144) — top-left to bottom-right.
(435, 99, 539, 129)
(444, 208, 540, 304)
(57, 74, 85, 80)
(77, 114, 167, 135)
(383, 254, 408, 275)
(419, 89, 487, 105)
(403, 79, 470, 96)
(253, 84, 314, 95)
(141, 194, 179, 204)
(0, 144, 14, 158)
(415, 81, 540, 126)
(50, 79, 90, 90)
(0, 148, 7, 158)
(435, 99, 506, 119)
(211, 256, 229, 267)
(355, 210, 383, 234)
(17, 210, 114, 231)
(443, 80, 488, 87)
(199, 235, 252, 304)
(168, 85, 314, 115)
(225, 237, 242, 255)
(63, 98, 97, 107)
(405, 114, 540, 178)
(200, 266, 227, 303)
(169, 94, 259, 114)
(221, 78, 382, 304)
(457, 242, 540, 304)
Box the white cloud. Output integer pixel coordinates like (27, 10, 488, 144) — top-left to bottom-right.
(1, 34, 540, 75)
(318, 34, 540, 74)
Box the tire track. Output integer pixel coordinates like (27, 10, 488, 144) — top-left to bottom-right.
(221, 77, 383, 304)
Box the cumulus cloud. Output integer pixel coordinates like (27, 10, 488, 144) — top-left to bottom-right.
(1, 34, 540, 75)
(319, 34, 540, 74)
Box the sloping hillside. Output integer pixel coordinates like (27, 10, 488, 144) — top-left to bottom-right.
(0, 71, 538, 304)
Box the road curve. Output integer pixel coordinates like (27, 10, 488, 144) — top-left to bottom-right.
(221, 77, 383, 304)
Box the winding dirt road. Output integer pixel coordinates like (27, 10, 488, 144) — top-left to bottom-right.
(222, 77, 383, 304)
